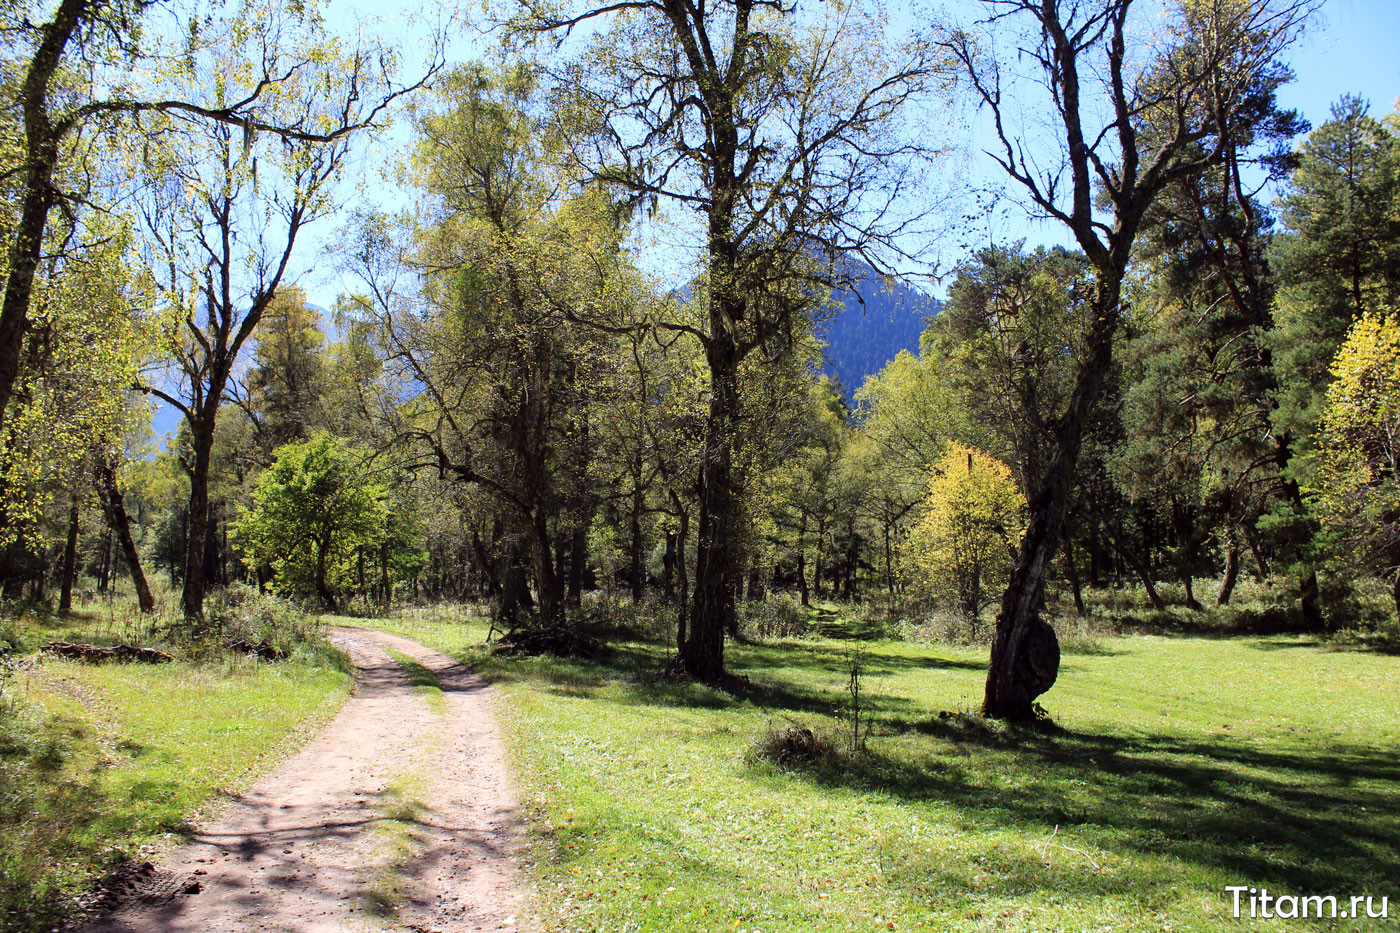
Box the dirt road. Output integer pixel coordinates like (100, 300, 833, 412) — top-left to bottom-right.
(80, 627, 526, 933)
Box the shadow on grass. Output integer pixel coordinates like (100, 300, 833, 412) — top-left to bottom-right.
(465, 634, 967, 721)
(467, 629, 1400, 909)
(780, 714, 1400, 900)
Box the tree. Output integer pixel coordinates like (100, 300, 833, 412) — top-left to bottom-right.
(1124, 58, 1313, 613)
(231, 286, 327, 456)
(139, 5, 434, 621)
(233, 434, 387, 608)
(343, 66, 631, 630)
(0, 0, 438, 444)
(906, 442, 1024, 627)
(1271, 97, 1400, 445)
(519, 0, 946, 679)
(942, 0, 1316, 721)
(1307, 313, 1400, 620)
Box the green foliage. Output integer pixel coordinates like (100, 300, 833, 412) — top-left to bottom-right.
(905, 443, 1025, 624)
(1270, 96, 1400, 448)
(233, 434, 388, 606)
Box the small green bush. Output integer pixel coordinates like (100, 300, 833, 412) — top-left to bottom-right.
(737, 594, 808, 640)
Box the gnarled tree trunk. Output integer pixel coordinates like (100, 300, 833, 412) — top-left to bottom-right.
(96, 457, 155, 613)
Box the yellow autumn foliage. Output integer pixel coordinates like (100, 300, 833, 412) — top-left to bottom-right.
(904, 442, 1025, 624)
(1308, 312, 1400, 590)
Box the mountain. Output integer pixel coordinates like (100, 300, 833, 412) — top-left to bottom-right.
(817, 267, 940, 400)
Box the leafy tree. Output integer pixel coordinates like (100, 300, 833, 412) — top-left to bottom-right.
(518, 0, 947, 680)
(933, 244, 1095, 500)
(343, 66, 631, 629)
(137, 5, 434, 621)
(1271, 97, 1400, 446)
(906, 442, 1024, 626)
(231, 286, 327, 456)
(1124, 58, 1314, 614)
(942, 0, 1316, 721)
(233, 434, 387, 608)
(1307, 313, 1400, 620)
(0, 0, 440, 443)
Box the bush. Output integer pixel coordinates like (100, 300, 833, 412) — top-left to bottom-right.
(737, 594, 808, 640)
(745, 723, 838, 768)
(900, 609, 993, 646)
(201, 584, 329, 660)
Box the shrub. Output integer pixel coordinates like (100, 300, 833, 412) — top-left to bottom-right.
(202, 584, 328, 659)
(737, 594, 808, 640)
(745, 723, 838, 768)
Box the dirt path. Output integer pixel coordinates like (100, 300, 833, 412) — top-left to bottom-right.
(80, 627, 526, 933)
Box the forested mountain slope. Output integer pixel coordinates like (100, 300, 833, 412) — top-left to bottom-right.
(819, 268, 941, 399)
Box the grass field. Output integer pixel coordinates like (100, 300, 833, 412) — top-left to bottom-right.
(0, 608, 352, 931)
(362, 608, 1400, 933)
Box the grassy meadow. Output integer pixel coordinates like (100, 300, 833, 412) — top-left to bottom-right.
(362, 605, 1400, 933)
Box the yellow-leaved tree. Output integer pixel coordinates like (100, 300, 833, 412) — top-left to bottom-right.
(1307, 312, 1400, 620)
(905, 443, 1025, 628)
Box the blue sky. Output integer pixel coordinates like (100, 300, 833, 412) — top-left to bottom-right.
(148, 0, 1400, 444)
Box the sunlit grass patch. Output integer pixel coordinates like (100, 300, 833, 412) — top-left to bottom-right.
(372, 610, 1400, 932)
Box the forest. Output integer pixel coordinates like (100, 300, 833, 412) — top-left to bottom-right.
(2, 0, 1399, 930)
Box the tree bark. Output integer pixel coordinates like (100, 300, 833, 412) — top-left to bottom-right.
(0, 0, 93, 439)
(681, 326, 740, 681)
(181, 423, 215, 619)
(984, 281, 1119, 723)
(95, 458, 154, 613)
(1217, 528, 1241, 607)
(662, 530, 676, 604)
(58, 498, 79, 614)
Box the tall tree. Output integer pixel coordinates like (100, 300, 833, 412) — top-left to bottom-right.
(343, 67, 631, 629)
(1270, 97, 1400, 445)
(0, 0, 436, 443)
(520, 0, 945, 680)
(138, 7, 436, 621)
(942, 0, 1317, 721)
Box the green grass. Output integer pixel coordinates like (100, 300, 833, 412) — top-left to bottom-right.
(385, 647, 446, 713)
(0, 643, 351, 931)
(360, 611, 1400, 932)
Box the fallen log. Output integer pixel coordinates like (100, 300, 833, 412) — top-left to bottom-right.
(41, 642, 174, 664)
(492, 625, 614, 661)
(225, 638, 287, 661)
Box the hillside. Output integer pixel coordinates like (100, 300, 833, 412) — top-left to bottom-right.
(818, 268, 940, 399)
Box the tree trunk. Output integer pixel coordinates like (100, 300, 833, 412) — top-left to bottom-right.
(984, 282, 1120, 723)
(97, 527, 113, 594)
(58, 498, 79, 615)
(630, 477, 644, 603)
(96, 458, 154, 613)
(181, 422, 215, 620)
(568, 523, 587, 607)
(1217, 528, 1241, 607)
(674, 508, 690, 649)
(529, 514, 563, 628)
(796, 516, 810, 607)
(662, 530, 676, 604)
(380, 541, 392, 606)
(681, 330, 740, 681)
(883, 524, 895, 603)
